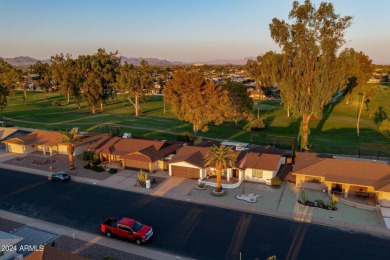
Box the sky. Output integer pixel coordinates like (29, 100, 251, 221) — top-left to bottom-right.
(0, 0, 389, 64)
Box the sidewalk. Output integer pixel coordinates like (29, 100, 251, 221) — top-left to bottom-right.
(1, 152, 390, 258)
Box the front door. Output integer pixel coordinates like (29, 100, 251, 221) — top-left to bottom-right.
(232, 169, 238, 178)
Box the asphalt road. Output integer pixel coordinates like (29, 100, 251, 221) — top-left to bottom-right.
(1, 168, 390, 260)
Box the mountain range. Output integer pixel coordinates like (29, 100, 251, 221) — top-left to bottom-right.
(1, 56, 254, 67)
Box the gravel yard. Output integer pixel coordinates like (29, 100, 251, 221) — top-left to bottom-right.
(2, 153, 112, 181)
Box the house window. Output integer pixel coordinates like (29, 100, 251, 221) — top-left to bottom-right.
(252, 169, 263, 179)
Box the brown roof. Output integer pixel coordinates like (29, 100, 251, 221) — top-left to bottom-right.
(88, 136, 182, 161)
(24, 245, 90, 260)
(378, 182, 390, 192)
(75, 133, 106, 146)
(2, 130, 101, 147)
(293, 154, 390, 189)
(170, 147, 282, 171)
(168, 146, 210, 168)
(2, 130, 64, 146)
(237, 152, 282, 171)
(292, 152, 326, 172)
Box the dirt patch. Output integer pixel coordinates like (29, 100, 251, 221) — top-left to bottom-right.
(3, 154, 112, 181)
(31, 158, 56, 166)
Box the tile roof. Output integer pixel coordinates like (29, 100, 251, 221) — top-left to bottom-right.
(170, 146, 282, 171)
(88, 136, 183, 161)
(168, 146, 210, 168)
(293, 152, 390, 190)
(292, 152, 325, 172)
(2, 130, 65, 146)
(237, 152, 282, 171)
(2, 130, 99, 147)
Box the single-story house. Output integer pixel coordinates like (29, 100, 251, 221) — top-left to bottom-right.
(168, 146, 210, 178)
(2, 130, 104, 156)
(168, 146, 285, 183)
(235, 151, 285, 184)
(292, 152, 390, 207)
(87, 135, 183, 172)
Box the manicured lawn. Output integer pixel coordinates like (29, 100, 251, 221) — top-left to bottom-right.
(2, 85, 390, 157)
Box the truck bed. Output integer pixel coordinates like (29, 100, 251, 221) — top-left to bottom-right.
(101, 217, 118, 227)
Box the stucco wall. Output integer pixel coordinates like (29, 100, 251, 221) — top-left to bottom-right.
(244, 168, 275, 183)
(6, 144, 25, 154)
(378, 191, 390, 207)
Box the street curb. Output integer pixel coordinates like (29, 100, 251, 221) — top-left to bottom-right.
(0, 209, 192, 260)
(1, 162, 390, 240)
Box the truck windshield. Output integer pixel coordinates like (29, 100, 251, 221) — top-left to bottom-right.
(131, 221, 142, 231)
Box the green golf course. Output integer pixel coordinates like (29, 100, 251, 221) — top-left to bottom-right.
(2, 84, 389, 157)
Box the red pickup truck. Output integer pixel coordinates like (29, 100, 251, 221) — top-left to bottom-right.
(100, 217, 153, 245)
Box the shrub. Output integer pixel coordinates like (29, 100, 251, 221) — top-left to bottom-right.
(328, 193, 339, 209)
(300, 189, 307, 204)
(243, 118, 265, 131)
(102, 257, 114, 260)
(94, 165, 104, 172)
(83, 163, 90, 169)
(271, 177, 281, 187)
(108, 168, 117, 174)
(137, 170, 148, 187)
(51, 100, 61, 107)
(314, 199, 324, 208)
(197, 182, 206, 188)
(176, 132, 195, 142)
(92, 153, 101, 165)
(82, 151, 95, 161)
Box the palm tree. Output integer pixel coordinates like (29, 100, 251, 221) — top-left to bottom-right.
(61, 130, 82, 170)
(204, 145, 237, 192)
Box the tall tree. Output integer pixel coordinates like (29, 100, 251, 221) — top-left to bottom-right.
(0, 59, 22, 109)
(61, 130, 82, 170)
(163, 70, 230, 136)
(223, 81, 254, 126)
(116, 60, 154, 116)
(51, 53, 82, 106)
(204, 145, 236, 193)
(29, 61, 51, 99)
(268, 0, 352, 150)
(77, 48, 120, 113)
(247, 52, 295, 117)
(338, 48, 373, 136)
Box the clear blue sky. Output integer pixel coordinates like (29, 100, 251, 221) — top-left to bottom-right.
(1, 0, 389, 64)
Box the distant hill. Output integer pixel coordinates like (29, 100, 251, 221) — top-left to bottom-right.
(119, 56, 185, 66)
(2, 56, 41, 66)
(1, 55, 253, 67)
(202, 57, 255, 65)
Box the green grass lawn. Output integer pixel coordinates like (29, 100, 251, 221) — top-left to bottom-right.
(2, 85, 390, 157)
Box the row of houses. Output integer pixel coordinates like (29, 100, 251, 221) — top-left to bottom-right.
(0, 128, 287, 183)
(1, 127, 390, 207)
